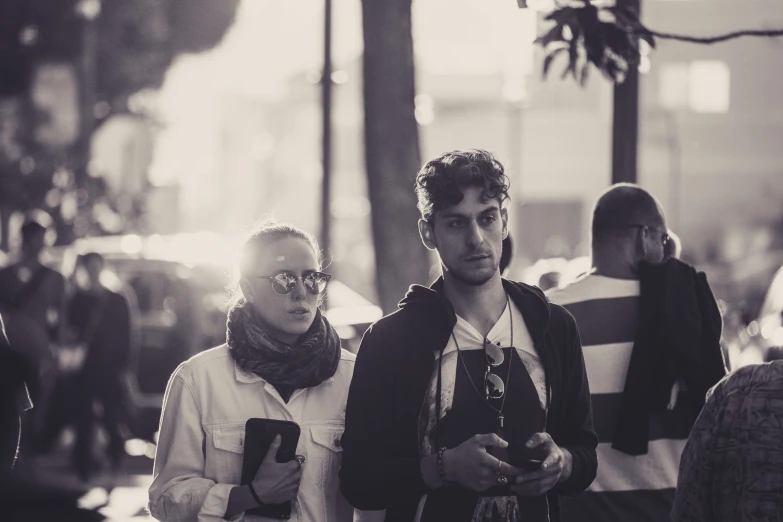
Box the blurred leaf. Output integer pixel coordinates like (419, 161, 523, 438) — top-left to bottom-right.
(168, 0, 240, 54)
(535, 2, 657, 86)
(545, 7, 577, 25)
(562, 39, 579, 80)
(575, 3, 600, 33)
(579, 63, 590, 87)
(639, 29, 657, 49)
(543, 46, 568, 79)
(535, 22, 567, 47)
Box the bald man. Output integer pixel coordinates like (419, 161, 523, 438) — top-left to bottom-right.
(547, 184, 725, 522)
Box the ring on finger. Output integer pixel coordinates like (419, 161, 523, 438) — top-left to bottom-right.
(295, 455, 306, 466)
(496, 460, 508, 483)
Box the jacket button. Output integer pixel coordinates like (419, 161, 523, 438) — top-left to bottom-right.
(334, 438, 341, 448)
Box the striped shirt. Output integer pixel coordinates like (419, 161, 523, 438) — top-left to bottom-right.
(548, 274, 692, 522)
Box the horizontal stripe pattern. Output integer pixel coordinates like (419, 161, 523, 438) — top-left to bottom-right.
(559, 488, 675, 522)
(590, 439, 686, 492)
(549, 274, 690, 520)
(547, 274, 639, 305)
(561, 297, 639, 347)
(591, 392, 696, 444)
(581, 342, 634, 394)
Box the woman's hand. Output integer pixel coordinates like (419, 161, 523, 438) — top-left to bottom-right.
(251, 435, 303, 504)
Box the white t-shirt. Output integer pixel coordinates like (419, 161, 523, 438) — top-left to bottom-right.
(445, 299, 547, 410)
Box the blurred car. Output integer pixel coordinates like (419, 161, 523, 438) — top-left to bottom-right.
(48, 232, 382, 441)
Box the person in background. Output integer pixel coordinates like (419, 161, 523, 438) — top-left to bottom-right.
(149, 221, 354, 522)
(672, 361, 783, 521)
(340, 150, 597, 522)
(548, 184, 726, 522)
(66, 252, 132, 482)
(0, 219, 65, 438)
(0, 314, 33, 486)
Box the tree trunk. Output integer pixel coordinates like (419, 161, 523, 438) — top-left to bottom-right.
(611, 0, 641, 185)
(362, 0, 430, 314)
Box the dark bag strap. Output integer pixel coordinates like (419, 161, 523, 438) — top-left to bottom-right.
(5, 266, 49, 311)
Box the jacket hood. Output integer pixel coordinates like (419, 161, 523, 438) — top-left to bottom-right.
(398, 276, 552, 344)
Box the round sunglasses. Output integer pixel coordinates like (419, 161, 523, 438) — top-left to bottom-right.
(484, 339, 507, 400)
(255, 271, 331, 296)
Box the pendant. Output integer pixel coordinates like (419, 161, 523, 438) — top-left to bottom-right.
(498, 413, 504, 429)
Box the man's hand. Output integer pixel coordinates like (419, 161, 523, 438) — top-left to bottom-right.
(443, 433, 521, 492)
(510, 433, 572, 497)
(251, 435, 303, 504)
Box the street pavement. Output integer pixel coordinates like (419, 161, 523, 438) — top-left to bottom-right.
(5, 437, 156, 522)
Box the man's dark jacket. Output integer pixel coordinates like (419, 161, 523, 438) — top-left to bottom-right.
(339, 278, 598, 521)
(612, 258, 727, 455)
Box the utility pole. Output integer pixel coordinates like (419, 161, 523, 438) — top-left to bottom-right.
(77, 0, 101, 154)
(611, 0, 641, 185)
(321, 0, 333, 276)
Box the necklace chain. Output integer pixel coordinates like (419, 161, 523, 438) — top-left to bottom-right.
(452, 293, 513, 427)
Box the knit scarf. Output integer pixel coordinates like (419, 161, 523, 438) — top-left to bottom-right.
(226, 300, 341, 389)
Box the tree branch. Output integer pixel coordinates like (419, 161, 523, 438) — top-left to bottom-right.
(646, 28, 783, 45)
(535, 2, 783, 86)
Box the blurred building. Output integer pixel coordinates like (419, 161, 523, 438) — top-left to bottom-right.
(504, 0, 783, 267)
(145, 0, 783, 306)
(641, 0, 783, 258)
(416, 0, 783, 272)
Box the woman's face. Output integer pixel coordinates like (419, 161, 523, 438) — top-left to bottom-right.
(240, 236, 321, 344)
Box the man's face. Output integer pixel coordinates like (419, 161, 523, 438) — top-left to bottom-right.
(420, 185, 508, 286)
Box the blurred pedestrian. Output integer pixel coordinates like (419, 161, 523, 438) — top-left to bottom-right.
(0, 220, 65, 414)
(340, 150, 597, 522)
(548, 184, 726, 522)
(672, 361, 783, 521)
(0, 314, 33, 485)
(149, 221, 354, 522)
(38, 252, 133, 483)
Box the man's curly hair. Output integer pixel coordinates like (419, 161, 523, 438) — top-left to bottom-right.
(415, 149, 510, 221)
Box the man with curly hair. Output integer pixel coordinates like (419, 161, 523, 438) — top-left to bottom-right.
(340, 150, 597, 522)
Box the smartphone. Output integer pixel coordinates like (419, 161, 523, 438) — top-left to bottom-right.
(519, 458, 544, 472)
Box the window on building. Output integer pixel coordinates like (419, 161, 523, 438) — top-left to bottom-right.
(658, 60, 730, 113)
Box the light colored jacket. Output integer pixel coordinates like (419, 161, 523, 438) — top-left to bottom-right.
(148, 344, 355, 522)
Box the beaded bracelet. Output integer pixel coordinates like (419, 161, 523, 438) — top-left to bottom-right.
(247, 483, 264, 506)
(437, 447, 450, 486)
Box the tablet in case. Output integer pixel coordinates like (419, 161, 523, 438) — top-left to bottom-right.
(240, 418, 301, 519)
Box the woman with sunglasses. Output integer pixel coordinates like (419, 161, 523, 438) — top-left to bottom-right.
(149, 221, 355, 522)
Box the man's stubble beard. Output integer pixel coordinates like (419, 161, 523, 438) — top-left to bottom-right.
(444, 259, 500, 287)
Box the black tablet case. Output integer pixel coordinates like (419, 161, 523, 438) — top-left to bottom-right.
(240, 418, 301, 519)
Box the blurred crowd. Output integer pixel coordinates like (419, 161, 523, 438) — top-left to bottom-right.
(1, 220, 134, 489)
